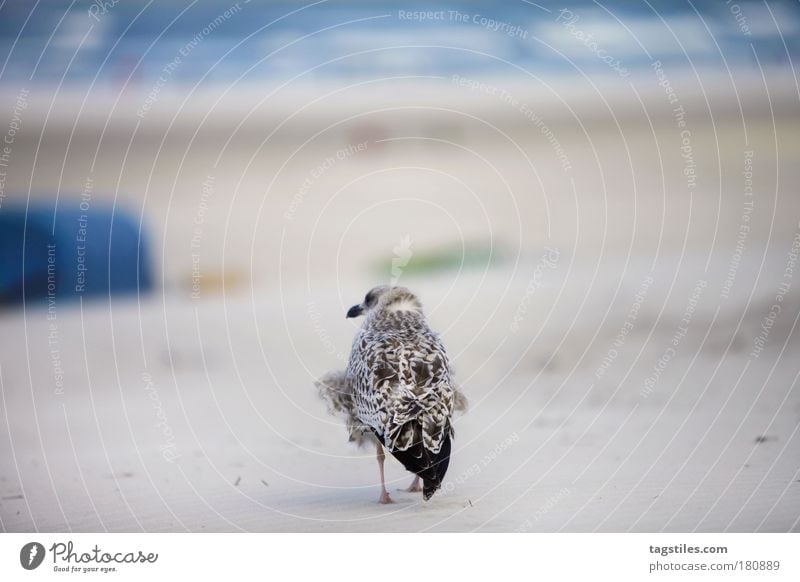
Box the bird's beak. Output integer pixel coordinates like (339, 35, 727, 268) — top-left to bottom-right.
(346, 304, 364, 318)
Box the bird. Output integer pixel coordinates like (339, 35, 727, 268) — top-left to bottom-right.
(316, 285, 466, 503)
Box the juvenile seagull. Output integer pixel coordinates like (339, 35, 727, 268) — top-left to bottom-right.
(316, 286, 466, 503)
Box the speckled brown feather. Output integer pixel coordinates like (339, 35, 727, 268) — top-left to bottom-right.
(345, 288, 462, 454)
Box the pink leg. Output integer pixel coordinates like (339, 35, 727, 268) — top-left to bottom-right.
(400, 475, 422, 492)
(376, 443, 393, 504)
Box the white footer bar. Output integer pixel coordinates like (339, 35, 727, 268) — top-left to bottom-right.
(1, 533, 797, 581)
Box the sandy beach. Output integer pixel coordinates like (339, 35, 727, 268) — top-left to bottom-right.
(1, 75, 799, 532)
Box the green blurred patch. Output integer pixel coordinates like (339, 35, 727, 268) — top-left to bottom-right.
(372, 239, 502, 279)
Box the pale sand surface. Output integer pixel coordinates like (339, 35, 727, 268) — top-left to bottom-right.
(1, 81, 799, 531)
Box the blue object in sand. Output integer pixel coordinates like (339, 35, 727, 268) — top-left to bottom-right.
(0, 201, 153, 305)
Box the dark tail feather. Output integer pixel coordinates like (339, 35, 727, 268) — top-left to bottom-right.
(389, 430, 451, 501)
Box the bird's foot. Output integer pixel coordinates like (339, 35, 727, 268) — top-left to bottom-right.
(378, 491, 394, 504)
(399, 476, 422, 493)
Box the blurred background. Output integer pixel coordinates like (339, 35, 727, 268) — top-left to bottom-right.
(0, 0, 799, 532)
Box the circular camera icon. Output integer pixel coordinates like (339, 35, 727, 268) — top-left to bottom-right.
(20, 542, 46, 570)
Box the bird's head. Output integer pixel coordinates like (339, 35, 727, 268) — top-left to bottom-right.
(346, 285, 422, 319)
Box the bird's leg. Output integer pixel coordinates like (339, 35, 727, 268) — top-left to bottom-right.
(400, 475, 422, 493)
(376, 443, 393, 504)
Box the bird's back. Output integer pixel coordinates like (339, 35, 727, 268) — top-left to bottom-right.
(347, 310, 456, 455)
